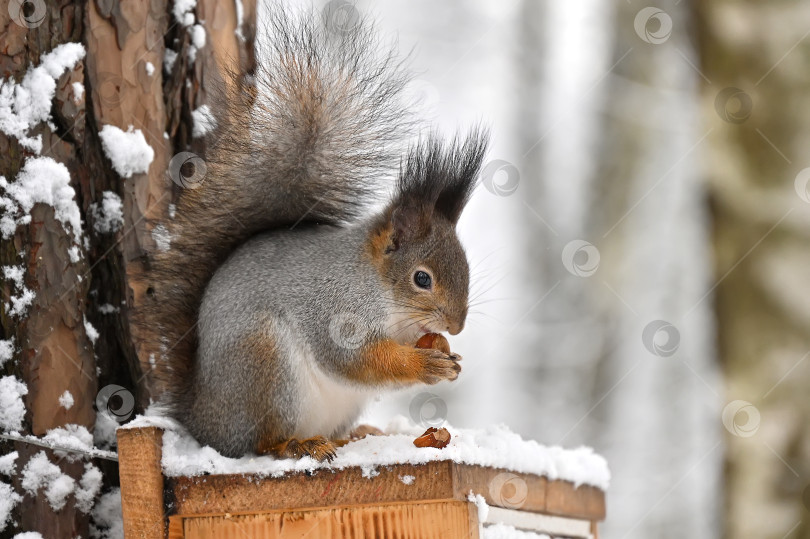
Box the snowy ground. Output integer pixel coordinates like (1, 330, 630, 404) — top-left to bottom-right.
(127, 412, 610, 490)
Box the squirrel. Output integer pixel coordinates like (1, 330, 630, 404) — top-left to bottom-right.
(140, 7, 489, 461)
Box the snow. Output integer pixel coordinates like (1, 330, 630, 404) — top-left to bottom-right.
(84, 316, 99, 344)
(90, 191, 123, 234)
(20, 452, 75, 511)
(188, 24, 207, 63)
(13, 533, 43, 539)
(482, 523, 550, 539)
(145, 62, 155, 76)
(98, 303, 119, 314)
(58, 391, 74, 410)
(0, 376, 28, 433)
(41, 424, 95, 460)
(0, 156, 82, 243)
(0, 339, 13, 368)
(151, 223, 171, 251)
(191, 104, 216, 138)
(235, 0, 245, 40)
(72, 81, 84, 103)
(0, 482, 22, 532)
(19, 449, 100, 513)
(7, 288, 34, 318)
(399, 474, 415, 485)
(190, 24, 206, 49)
(1, 267, 32, 318)
(46, 474, 76, 510)
(0, 452, 18, 476)
(0, 42, 85, 153)
(98, 125, 154, 178)
(468, 491, 489, 522)
(93, 411, 119, 450)
(164, 49, 178, 73)
(3, 266, 23, 288)
(75, 463, 103, 513)
(172, 0, 196, 26)
(90, 489, 123, 539)
(127, 413, 609, 489)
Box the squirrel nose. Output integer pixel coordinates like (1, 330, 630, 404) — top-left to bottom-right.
(447, 320, 464, 335)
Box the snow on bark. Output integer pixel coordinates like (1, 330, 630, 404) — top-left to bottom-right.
(0, 376, 28, 432)
(0, 157, 82, 243)
(0, 43, 85, 152)
(98, 125, 155, 178)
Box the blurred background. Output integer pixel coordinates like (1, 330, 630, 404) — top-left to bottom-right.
(2, 0, 809, 537)
(352, 1, 810, 538)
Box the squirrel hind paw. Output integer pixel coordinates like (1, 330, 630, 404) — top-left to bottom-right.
(263, 436, 338, 462)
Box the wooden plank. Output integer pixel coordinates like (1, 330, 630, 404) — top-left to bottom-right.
(172, 500, 479, 539)
(544, 478, 606, 520)
(170, 461, 458, 515)
(484, 506, 592, 538)
(453, 463, 547, 513)
(169, 460, 606, 521)
(117, 427, 166, 539)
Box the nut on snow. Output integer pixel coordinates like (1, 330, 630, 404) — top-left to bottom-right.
(413, 427, 451, 449)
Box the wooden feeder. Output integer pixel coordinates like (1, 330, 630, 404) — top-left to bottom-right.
(117, 427, 606, 538)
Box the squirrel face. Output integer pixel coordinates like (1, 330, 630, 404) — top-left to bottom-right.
(369, 210, 470, 344)
(368, 131, 489, 343)
(393, 218, 469, 340)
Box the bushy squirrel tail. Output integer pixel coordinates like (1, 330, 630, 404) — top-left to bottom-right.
(140, 6, 414, 407)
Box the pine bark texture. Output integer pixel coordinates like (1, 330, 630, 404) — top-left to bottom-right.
(0, 0, 255, 536)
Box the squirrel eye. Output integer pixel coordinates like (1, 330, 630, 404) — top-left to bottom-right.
(413, 270, 432, 289)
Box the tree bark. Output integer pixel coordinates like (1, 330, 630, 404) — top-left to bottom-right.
(1, 0, 256, 536)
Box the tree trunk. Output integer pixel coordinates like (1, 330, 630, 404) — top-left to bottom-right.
(695, 2, 810, 538)
(1, 0, 255, 536)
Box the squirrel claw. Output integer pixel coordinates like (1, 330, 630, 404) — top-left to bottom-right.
(265, 436, 338, 462)
(419, 349, 463, 385)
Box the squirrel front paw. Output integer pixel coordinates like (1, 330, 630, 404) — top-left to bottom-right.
(417, 348, 462, 385)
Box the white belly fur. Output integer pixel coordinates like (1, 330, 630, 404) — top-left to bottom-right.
(293, 350, 375, 439)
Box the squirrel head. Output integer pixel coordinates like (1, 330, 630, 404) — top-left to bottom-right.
(368, 129, 489, 343)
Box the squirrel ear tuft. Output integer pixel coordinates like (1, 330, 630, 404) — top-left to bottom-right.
(396, 127, 490, 228)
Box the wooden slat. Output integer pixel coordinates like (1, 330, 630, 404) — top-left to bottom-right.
(170, 461, 605, 521)
(171, 500, 479, 539)
(544, 477, 606, 520)
(452, 463, 547, 513)
(117, 427, 166, 538)
(170, 461, 458, 515)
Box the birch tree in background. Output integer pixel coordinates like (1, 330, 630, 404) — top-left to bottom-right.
(0, 1, 255, 536)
